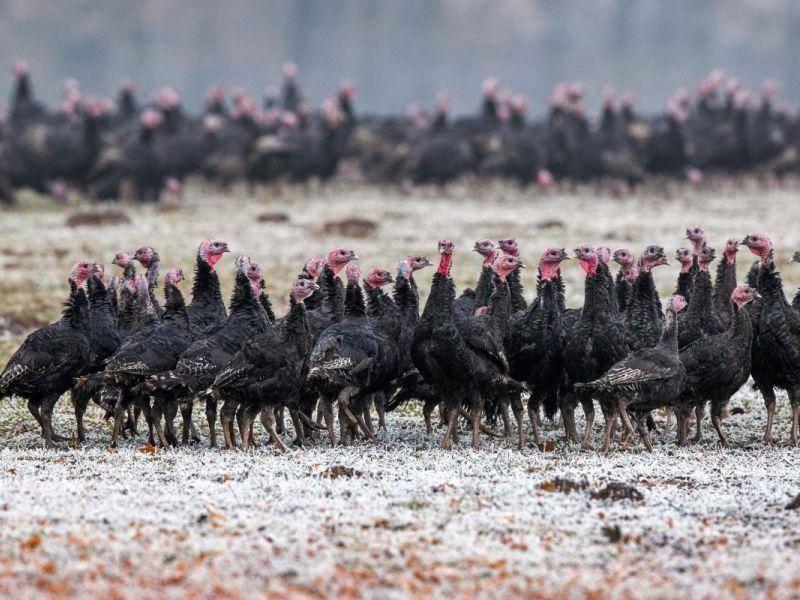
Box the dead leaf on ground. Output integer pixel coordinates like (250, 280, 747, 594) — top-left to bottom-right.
(137, 443, 157, 455)
(66, 208, 131, 227)
(590, 482, 644, 502)
(322, 217, 378, 238)
(21, 535, 42, 551)
(320, 465, 363, 479)
(786, 494, 800, 510)
(537, 477, 589, 494)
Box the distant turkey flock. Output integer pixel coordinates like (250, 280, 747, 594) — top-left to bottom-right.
(1, 228, 799, 451)
(1, 61, 800, 203)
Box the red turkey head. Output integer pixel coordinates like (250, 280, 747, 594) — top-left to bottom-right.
(112, 252, 131, 269)
(742, 234, 772, 262)
(246, 261, 263, 297)
(69, 261, 96, 286)
(140, 108, 163, 130)
(473, 239, 497, 264)
(697, 246, 716, 270)
(498, 238, 520, 257)
(623, 265, 640, 284)
(165, 267, 185, 286)
(640, 245, 667, 273)
(596, 247, 611, 264)
(345, 263, 361, 285)
(612, 249, 634, 268)
(234, 255, 251, 272)
(282, 62, 298, 80)
(405, 255, 432, 272)
(326, 248, 358, 275)
(364, 268, 393, 289)
(304, 257, 325, 280)
(724, 237, 739, 263)
(574, 245, 598, 277)
(539, 247, 569, 281)
(667, 295, 687, 314)
(91, 262, 105, 280)
(10, 59, 28, 77)
(536, 169, 554, 189)
(731, 285, 760, 308)
(292, 277, 318, 302)
(475, 306, 488, 317)
(482, 77, 499, 99)
(675, 248, 693, 273)
(198, 239, 230, 270)
(492, 253, 525, 282)
(437, 239, 455, 276)
(685, 226, 706, 254)
(133, 246, 156, 268)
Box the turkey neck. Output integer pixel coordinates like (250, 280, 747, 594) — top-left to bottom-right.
(730, 304, 753, 343)
(756, 261, 788, 304)
(162, 283, 189, 330)
(344, 280, 366, 319)
(474, 265, 494, 308)
(615, 269, 632, 311)
(422, 272, 456, 321)
(228, 270, 260, 315)
(61, 281, 91, 332)
(286, 295, 310, 338)
(486, 275, 512, 336)
(190, 255, 225, 311)
(626, 270, 658, 317)
(392, 273, 420, 321)
(319, 264, 345, 321)
(658, 309, 680, 353)
(686, 270, 715, 320)
(259, 288, 276, 323)
(675, 271, 693, 302)
(580, 271, 613, 322)
(597, 261, 619, 313)
(506, 267, 527, 313)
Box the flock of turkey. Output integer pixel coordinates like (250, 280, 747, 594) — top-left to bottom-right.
(2, 227, 799, 452)
(1, 61, 799, 203)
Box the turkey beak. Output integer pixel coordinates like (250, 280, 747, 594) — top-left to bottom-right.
(422, 257, 433, 268)
(753, 290, 761, 299)
(313, 282, 320, 291)
(385, 274, 394, 284)
(351, 253, 359, 261)
(517, 261, 528, 269)
(221, 243, 230, 253)
(572, 248, 581, 259)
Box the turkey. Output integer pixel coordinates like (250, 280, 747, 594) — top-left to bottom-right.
(674, 247, 695, 302)
(412, 240, 520, 450)
(104, 269, 191, 447)
(793, 250, 800, 314)
(612, 248, 635, 312)
(712, 237, 740, 329)
(212, 277, 318, 450)
(742, 233, 800, 445)
(562, 245, 630, 449)
(678, 245, 725, 349)
(625, 245, 668, 351)
(71, 264, 122, 442)
(111, 251, 138, 336)
(308, 268, 400, 446)
(145, 255, 270, 447)
(455, 238, 497, 315)
(133, 245, 162, 317)
(498, 237, 527, 312)
(677, 285, 758, 446)
(369, 256, 432, 432)
(596, 246, 620, 314)
(0, 262, 97, 447)
(576, 295, 687, 451)
(506, 247, 570, 447)
(186, 239, 230, 338)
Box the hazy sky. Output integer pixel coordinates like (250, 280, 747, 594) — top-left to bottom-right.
(0, 0, 796, 115)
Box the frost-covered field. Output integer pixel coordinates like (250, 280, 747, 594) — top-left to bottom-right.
(1, 181, 800, 598)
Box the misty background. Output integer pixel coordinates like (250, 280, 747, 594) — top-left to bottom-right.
(0, 0, 797, 115)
